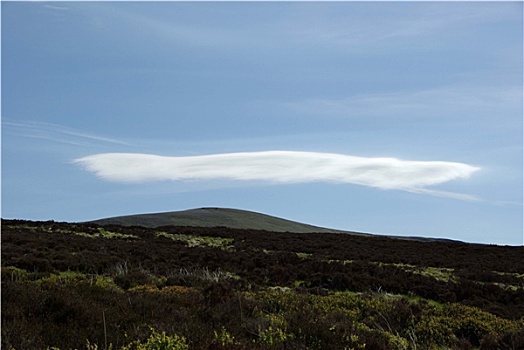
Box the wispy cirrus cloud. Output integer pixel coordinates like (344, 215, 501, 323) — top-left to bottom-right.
(275, 3, 520, 51)
(285, 84, 522, 121)
(74, 151, 481, 201)
(43, 5, 69, 11)
(2, 120, 129, 146)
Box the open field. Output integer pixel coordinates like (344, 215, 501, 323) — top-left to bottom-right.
(2, 219, 524, 349)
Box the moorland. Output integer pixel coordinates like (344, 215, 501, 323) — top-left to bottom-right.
(2, 210, 524, 349)
(88, 207, 349, 233)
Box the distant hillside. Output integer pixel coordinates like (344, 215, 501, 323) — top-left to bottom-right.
(88, 207, 350, 233)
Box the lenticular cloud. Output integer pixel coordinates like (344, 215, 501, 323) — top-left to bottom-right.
(73, 151, 481, 200)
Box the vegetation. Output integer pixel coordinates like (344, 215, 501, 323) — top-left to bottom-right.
(155, 231, 234, 250)
(2, 219, 524, 349)
(88, 207, 346, 233)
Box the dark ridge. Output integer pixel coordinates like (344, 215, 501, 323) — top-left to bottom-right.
(87, 207, 462, 243)
(87, 207, 354, 234)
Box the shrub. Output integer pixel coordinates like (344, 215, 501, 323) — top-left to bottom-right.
(120, 328, 189, 350)
(213, 327, 238, 347)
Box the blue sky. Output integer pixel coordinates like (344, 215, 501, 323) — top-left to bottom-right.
(2, 2, 522, 245)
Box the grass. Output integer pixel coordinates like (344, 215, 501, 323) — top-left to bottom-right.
(155, 231, 234, 250)
(7, 224, 139, 240)
(75, 228, 139, 240)
(376, 262, 457, 283)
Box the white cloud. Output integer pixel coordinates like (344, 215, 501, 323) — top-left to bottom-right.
(73, 151, 481, 200)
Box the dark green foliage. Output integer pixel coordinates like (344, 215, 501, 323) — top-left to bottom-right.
(2, 219, 524, 349)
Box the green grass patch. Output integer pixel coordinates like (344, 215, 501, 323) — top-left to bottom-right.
(6, 224, 139, 240)
(418, 266, 456, 283)
(74, 228, 139, 239)
(295, 252, 312, 259)
(377, 262, 457, 283)
(155, 231, 234, 250)
(493, 271, 524, 281)
(2, 266, 122, 292)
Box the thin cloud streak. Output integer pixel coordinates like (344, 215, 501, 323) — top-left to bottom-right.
(74, 151, 481, 200)
(43, 5, 69, 11)
(285, 84, 522, 120)
(85, 2, 519, 53)
(2, 120, 129, 146)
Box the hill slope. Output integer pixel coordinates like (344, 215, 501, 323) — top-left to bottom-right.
(89, 207, 349, 233)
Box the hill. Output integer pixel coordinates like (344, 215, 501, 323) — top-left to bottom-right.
(88, 207, 456, 243)
(88, 207, 351, 233)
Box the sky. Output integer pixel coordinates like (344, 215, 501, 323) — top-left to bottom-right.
(2, 1, 523, 245)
